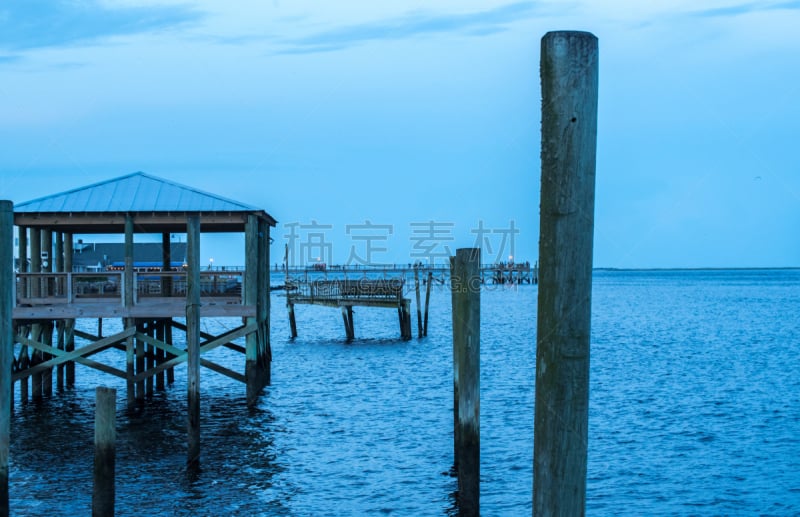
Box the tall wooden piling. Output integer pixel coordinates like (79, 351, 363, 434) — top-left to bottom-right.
(29, 229, 42, 401)
(64, 233, 75, 387)
(534, 30, 598, 517)
(1, 200, 14, 516)
(186, 215, 201, 469)
(415, 268, 423, 338)
(424, 271, 432, 337)
(450, 248, 480, 516)
(124, 215, 135, 407)
(93, 387, 116, 517)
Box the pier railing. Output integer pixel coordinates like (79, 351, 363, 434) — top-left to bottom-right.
(15, 271, 245, 306)
(290, 278, 405, 302)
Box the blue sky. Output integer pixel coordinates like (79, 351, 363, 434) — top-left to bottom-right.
(1, 0, 798, 268)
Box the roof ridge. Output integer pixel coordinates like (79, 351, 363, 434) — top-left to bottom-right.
(14, 171, 260, 212)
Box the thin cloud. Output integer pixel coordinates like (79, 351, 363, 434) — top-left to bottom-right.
(0, 0, 203, 52)
(690, 0, 800, 17)
(276, 1, 539, 55)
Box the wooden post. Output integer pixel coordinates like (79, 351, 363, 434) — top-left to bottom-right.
(93, 387, 116, 517)
(166, 321, 175, 385)
(124, 215, 135, 407)
(29, 229, 42, 401)
(17, 225, 28, 401)
(415, 268, 423, 338)
(135, 321, 145, 403)
(257, 219, 271, 387)
(155, 320, 165, 391)
(341, 306, 354, 341)
(1, 200, 13, 516)
(288, 303, 297, 339)
(186, 215, 201, 469)
(145, 321, 154, 397)
(450, 248, 480, 516)
(534, 30, 598, 517)
(55, 232, 65, 390)
(161, 232, 172, 296)
(244, 215, 260, 406)
(424, 271, 432, 337)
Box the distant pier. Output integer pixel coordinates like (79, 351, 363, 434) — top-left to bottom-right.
(276, 261, 538, 286)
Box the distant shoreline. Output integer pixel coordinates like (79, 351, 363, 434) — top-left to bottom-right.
(593, 267, 800, 272)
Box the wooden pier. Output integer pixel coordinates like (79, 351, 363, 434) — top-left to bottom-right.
(286, 278, 414, 340)
(5, 172, 276, 471)
(280, 261, 538, 286)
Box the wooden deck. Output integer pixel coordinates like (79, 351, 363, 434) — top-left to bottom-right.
(13, 271, 253, 320)
(286, 278, 413, 340)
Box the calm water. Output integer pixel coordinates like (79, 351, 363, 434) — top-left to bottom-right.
(8, 269, 800, 515)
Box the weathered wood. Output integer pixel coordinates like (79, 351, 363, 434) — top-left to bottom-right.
(125, 318, 135, 407)
(534, 30, 598, 517)
(341, 306, 354, 340)
(145, 320, 155, 397)
(29, 230, 43, 401)
(424, 271, 432, 337)
(1, 200, 13, 516)
(135, 321, 145, 402)
(165, 321, 175, 384)
(132, 323, 255, 382)
(93, 386, 116, 517)
(124, 215, 134, 309)
(415, 268, 423, 338)
(288, 303, 297, 338)
(186, 214, 201, 469)
(155, 320, 166, 390)
(65, 319, 75, 387)
(13, 329, 134, 381)
(258, 218, 271, 386)
(450, 248, 480, 516)
(244, 215, 261, 405)
(161, 232, 172, 297)
(12, 298, 255, 320)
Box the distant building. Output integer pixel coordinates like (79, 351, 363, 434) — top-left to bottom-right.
(71, 241, 188, 272)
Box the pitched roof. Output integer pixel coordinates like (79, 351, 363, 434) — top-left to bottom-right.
(15, 171, 260, 214)
(13, 172, 276, 233)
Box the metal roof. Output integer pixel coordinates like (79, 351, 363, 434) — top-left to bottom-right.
(15, 171, 261, 214)
(13, 172, 276, 233)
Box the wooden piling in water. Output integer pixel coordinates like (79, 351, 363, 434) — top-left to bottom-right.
(415, 268, 423, 338)
(534, 30, 598, 517)
(288, 303, 298, 339)
(124, 215, 135, 408)
(424, 271, 432, 337)
(155, 320, 166, 391)
(341, 306, 355, 340)
(64, 233, 76, 387)
(186, 215, 201, 469)
(92, 387, 116, 517)
(450, 248, 480, 516)
(29, 229, 43, 401)
(1, 200, 13, 516)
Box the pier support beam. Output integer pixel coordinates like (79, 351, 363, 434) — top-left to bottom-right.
(245, 215, 270, 406)
(534, 30, 598, 517)
(450, 248, 480, 516)
(1, 200, 14, 516)
(186, 215, 201, 469)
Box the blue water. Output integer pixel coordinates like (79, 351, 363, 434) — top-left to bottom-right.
(7, 269, 800, 515)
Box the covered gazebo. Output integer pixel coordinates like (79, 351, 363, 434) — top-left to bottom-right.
(6, 171, 276, 464)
